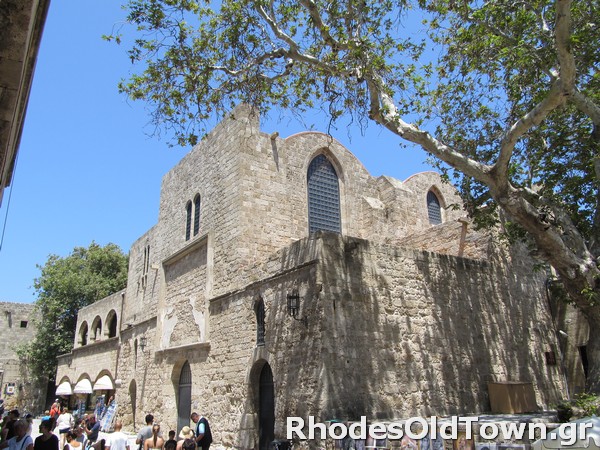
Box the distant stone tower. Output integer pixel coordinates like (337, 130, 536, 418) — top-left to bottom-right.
(0, 302, 46, 413)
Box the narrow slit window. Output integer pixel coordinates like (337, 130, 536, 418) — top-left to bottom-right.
(185, 201, 192, 241)
(193, 194, 201, 236)
(255, 298, 265, 346)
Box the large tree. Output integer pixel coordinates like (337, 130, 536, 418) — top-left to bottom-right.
(18, 242, 128, 382)
(107, 0, 599, 389)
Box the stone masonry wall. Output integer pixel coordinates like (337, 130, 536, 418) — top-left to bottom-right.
(162, 238, 208, 348)
(156, 107, 257, 300)
(309, 234, 564, 420)
(135, 233, 564, 448)
(123, 227, 160, 327)
(397, 219, 491, 259)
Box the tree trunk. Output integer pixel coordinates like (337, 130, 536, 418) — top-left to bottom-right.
(582, 306, 600, 393)
(554, 268, 600, 393)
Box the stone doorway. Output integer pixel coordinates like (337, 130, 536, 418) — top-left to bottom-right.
(258, 363, 274, 450)
(177, 361, 192, 433)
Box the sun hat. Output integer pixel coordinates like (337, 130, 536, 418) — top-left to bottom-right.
(179, 426, 194, 440)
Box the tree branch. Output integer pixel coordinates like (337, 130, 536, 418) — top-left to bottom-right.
(493, 0, 575, 181)
(254, 3, 299, 50)
(365, 75, 494, 184)
(494, 80, 568, 179)
(298, 0, 348, 50)
(555, 0, 576, 88)
(571, 89, 600, 128)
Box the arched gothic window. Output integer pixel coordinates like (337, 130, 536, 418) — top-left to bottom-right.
(427, 190, 442, 225)
(307, 155, 341, 234)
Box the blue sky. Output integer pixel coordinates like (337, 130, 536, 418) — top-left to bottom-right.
(0, 1, 430, 303)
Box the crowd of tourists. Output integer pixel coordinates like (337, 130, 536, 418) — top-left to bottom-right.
(0, 401, 111, 450)
(133, 412, 212, 450)
(0, 404, 212, 450)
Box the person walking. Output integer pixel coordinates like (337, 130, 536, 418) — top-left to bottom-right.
(189, 414, 211, 450)
(105, 422, 129, 450)
(83, 417, 100, 448)
(55, 409, 74, 448)
(143, 425, 163, 450)
(34, 420, 59, 450)
(50, 402, 61, 421)
(2, 410, 20, 441)
(135, 415, 154, 450)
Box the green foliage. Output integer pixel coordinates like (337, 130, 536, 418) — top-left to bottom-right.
(573, 392, 600, 416)
(106, 0, 428, 146)
(17, 242, 128, 381)
(556, 399, 573, 422)
(421, 0, 599, 246)
(555, 393, 600, 422)
(107, 0, 599, 244)
(107, 0, 600, 331)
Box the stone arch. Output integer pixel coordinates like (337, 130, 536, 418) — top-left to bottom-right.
(94, 369, 115, 382)
(248, 359, 275, 450)
(58, 375, 72, 384)
(304, 146, 346, 187)
(105, 309, 118, 338)
(91, 315, 102, 342)
(79, 321, 89, 346)
(172, 360, 192, 433)
(76, 373, 91, 383)
(93, 370, 115, 394)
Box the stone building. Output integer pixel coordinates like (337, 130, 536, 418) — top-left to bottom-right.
(0, 301, 47, 412)
(56, 105, 567, 448)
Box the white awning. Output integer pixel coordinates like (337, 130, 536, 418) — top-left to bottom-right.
(93, 375, 114, 391)
(55, 381, 72, 396)
(73, 378, 92, 394)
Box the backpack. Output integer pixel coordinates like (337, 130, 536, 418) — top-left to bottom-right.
(50, 404, 60, 418)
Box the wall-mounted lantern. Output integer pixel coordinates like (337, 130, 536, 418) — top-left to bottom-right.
(287, 289, 308, 327)
(139, 336, 147, 352)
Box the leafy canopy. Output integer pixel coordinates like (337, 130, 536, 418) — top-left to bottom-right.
(107, 0, 600, 385)
(18, 242, 128, 381)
